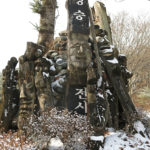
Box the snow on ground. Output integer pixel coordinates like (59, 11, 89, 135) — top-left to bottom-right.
(42, 128, 150, 150)
(143, 111, 150, 119)
(103, 128, 150, 150)
(0, 112, 150, 150)
(102, 111, 150, 150)
(0, 128, 149, 150)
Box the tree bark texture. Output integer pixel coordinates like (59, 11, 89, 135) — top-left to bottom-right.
(92, 2, 137, 124)
(0, 57, 19, 132)
(37, 0, 57, 50)
(92, 2, 112, 44)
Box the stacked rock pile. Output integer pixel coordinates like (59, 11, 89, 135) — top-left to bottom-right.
(46, 30, 68, 107)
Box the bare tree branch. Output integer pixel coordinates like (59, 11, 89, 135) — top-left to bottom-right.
(111, 12, 150, 94)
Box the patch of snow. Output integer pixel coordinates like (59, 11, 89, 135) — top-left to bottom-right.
(101, 48, 113, 54)
(140, 110, 150, 119)
(110, 45, 115, 48)
(96, 36, 104, 43)
(50, 65, 56, 71)
(56, 58, 63, 63)
(125, 68, 132, 74)
(43, 57, 53, 65)
(107, 58, 118, 64)
(99, 105, 106, 112)
(37, 49, 42, 53)
(90, 136, 104, 142)
(97, 112, 102, 123)
(107, 128, 115, 132)
(103, 129, 150, 150)
(51, 79, 63, 89)
(97, 112, 106, 123)
(97, 93, 104, 99)
(4, 109, 8, 117)
(59, 77, 65, 84)
(119, 53, 126, 57)
(43, 72, 49, 78)
(106, 89, 112, 96)
(48, 137, 64, 150)
(146, 112, 150, 118)
(134, 120, 146, 133)
(105, 81, 109, 87)
(100, 38, 105, 43)
(15, 138, 20, 142)
(101, 116, 106, 122)
(10, 70, 14, 80)
(97, 76, 103, 87)
(12, 103, 16, 108)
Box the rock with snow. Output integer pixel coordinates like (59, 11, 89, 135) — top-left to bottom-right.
(134, 120, 146, 133)
(106, 58, 118, 64)
(48, 137, 64, 150)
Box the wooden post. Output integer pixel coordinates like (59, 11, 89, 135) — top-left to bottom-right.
(37, 0, 57, 50)
(91, 1, 137, 125)
(0, 57, 19, 132)
(92, 2, 112, 44)
(89, 7, 102, 77)
(67, 0, 91, 85)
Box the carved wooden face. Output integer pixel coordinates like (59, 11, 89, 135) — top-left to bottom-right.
(34, 65, 46, 89)
(19, 61, 35, 100)
(9, 57, 18, 68)
(20, 81, 35, 100)
(69, 41, 91, 69)
(24, 48, 34, 60)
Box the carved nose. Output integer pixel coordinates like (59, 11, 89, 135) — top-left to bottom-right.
(20, 85, 26, 99)
(77, 46, 84, 54)
(80, 46, 83, 53)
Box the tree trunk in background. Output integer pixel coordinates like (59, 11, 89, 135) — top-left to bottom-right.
(37, 0, 57, 50)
